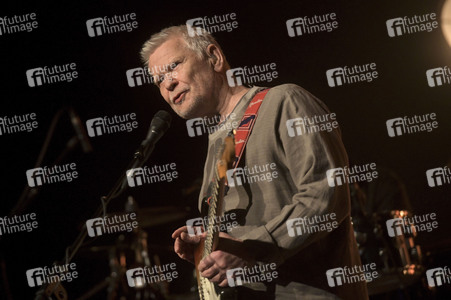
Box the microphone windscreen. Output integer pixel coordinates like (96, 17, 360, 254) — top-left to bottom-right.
(152, 110, 172, 131)
(147, 110, 172, 140)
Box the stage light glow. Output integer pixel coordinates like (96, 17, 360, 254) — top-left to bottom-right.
(441, 0, 451, 47)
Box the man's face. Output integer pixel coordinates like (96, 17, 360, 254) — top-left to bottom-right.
(147, 37, 218, 119)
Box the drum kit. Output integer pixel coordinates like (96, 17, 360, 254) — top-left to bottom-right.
(351, 184, 424, 296)
(72, 200, 195, 300)
(68, 183, 426, 300)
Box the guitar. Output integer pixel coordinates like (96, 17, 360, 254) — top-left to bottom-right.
(194, 135, 237, 300)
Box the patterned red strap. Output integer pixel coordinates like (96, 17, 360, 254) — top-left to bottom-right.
(232, 88, 270, 168)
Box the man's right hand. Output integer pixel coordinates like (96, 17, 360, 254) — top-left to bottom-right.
(171, 226, 204, 264)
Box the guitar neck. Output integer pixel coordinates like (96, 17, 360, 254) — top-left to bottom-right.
(203, 169, 225, 258)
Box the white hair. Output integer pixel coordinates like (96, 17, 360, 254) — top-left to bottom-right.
(140, 25, 226, 66)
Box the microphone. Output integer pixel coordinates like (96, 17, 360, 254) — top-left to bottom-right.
(123, 111, 171, 191)
(68, 107, 93, 153)
(141, 110, 172, 147)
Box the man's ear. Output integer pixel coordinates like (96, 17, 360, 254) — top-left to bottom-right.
(206, 44, 225, 72)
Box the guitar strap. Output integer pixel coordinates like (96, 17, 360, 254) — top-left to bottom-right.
(232, 88, 270, 169)
(203, 88, 270, 210)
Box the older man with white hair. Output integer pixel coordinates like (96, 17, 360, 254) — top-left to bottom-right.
(140, 25, 368, 299)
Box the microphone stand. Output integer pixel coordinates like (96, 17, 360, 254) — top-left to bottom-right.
(0, 107, 90, 300)
(35, 135, 158, 300)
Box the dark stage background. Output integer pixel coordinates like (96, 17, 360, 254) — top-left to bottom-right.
(0, 0, 450, 299)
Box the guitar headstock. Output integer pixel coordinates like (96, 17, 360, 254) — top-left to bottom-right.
(216, 135, 236, 179)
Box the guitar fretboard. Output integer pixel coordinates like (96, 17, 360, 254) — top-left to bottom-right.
(203, 168, 221, 258)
